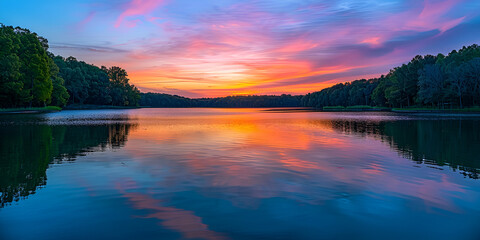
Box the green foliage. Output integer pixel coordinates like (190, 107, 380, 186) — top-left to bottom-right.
(301, 79, 380, 108)
(105, 66, 140, 106)
(47, 56, 69, 106)
(0, 24, 140, 109)
(51, 59, 140, 106)
(0, 25, 52, 107)
(140, 93, 196, 107)
(50, 76, 69, 107)
(302, 44, 480, 109)
(417, 64, 445, 106)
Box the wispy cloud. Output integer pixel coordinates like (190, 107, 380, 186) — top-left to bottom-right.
(115, 0, 166, 28)
(50, 43, 128, 53)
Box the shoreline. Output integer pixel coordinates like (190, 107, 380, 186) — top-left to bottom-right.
(0, 107, 61, 115)
(3, 106, 480, 115)
(63, 104, 140, 110)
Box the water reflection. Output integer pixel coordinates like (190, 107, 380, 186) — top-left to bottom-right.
(328, 119, 480, 178)
(0, 122, 135, 207)
(1, 109, 480, 239)
(117, 180, 226, 240)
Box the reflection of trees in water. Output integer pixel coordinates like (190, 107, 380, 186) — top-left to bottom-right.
(52, 124, 134, 161)
(330, 119, 480, 179)
(0, 123, 136, 207)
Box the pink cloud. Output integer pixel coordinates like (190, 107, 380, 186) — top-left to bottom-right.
(77, 12, 96, 29)
(400, 0, 466, 33)
(115, 0, 166, 28)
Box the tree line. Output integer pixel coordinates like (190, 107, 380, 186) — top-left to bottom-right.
(302, 44, 480, 109)
(0, 24, 140, 108)
(140, 93, 302, 108)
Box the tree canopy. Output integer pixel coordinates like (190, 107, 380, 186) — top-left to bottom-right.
(302, 44, 480, 109)
(0, 24, 140, 108)
(0, 25, 51, 107)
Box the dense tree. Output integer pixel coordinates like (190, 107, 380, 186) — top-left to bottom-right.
(302, 44, 480, 109)
(417, 64, 445, 107)
(0, 25, 52, 107)
(301, 78, 380, 108)
(140, 93, 195, 107)
(0, 24, 141, 109)
(446, 58, 480, 108)
(371, 75, 387, 106)
(48, 56, 69, 106)
(53, 57, 139, 107)
(54, 56, 90, 104)
(105, 66, 140, 106)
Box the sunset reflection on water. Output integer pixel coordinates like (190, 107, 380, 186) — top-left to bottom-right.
(1, 108, 480, 240)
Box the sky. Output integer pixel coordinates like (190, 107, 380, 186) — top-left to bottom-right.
(1, 0, 480, 97)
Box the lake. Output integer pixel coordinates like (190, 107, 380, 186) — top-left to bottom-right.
(1, 108, 480, 240)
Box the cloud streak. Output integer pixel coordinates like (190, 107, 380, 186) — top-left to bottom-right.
(115, 0, 166, 28)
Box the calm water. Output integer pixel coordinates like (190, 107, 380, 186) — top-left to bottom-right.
(1, 108, 480, 240)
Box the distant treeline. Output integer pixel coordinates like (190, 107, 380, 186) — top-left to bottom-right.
(140, 93, 302, 108)
(302, 44, 480, 109)
(0, 24, 140, 108)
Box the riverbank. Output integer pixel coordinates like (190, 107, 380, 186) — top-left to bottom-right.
(0, 104, 138, 114)
(319, 106, 480, 114)
(392, 107, 480, 114)
(0, 106, 62, 114)
(63, 104, 140, 110)
(2, 105, 480, 115)
(321, 106, 390, 112)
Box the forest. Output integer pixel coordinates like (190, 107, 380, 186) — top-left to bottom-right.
(140, 93, 301, 108)
(1, 24, 480, 109)
(0, 24, 140, 108)
(301, 45, 480, 109)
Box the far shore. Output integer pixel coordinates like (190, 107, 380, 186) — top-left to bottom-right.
(2, 105, 480, 115)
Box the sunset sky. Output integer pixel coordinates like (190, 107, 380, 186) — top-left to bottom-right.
(1, 0, 480, 97)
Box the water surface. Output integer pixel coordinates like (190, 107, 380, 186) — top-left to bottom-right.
(1, 108, 480, 239)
